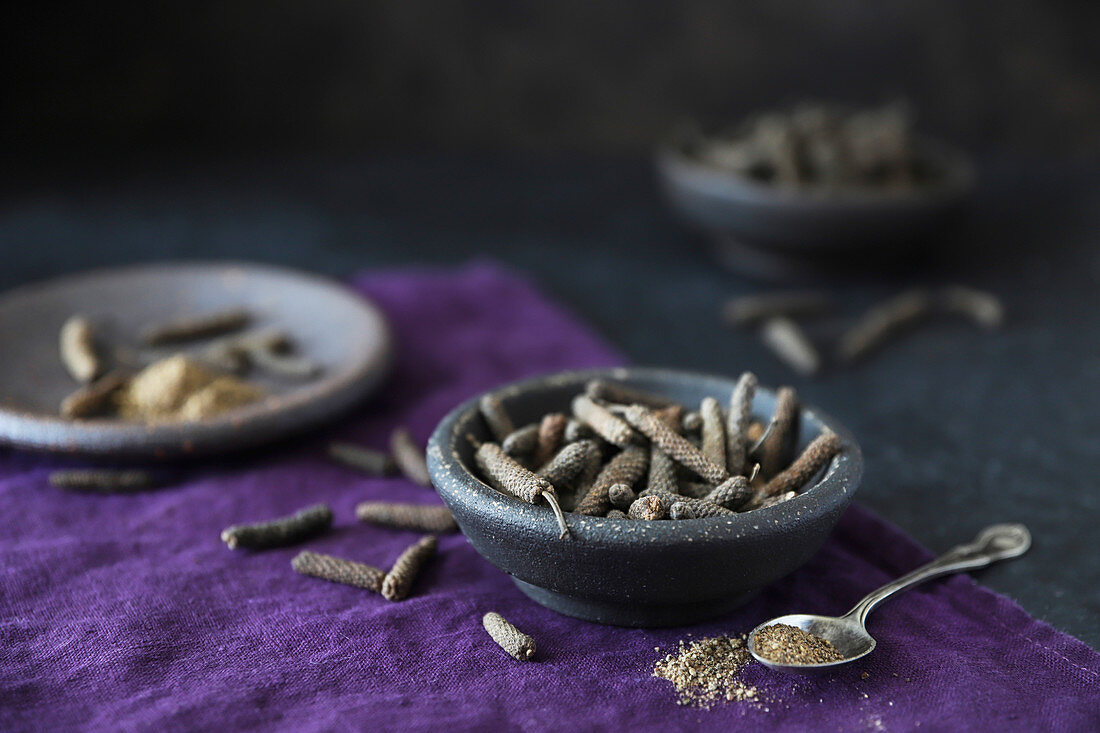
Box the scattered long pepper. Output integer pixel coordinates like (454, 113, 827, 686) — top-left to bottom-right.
(382, 535, 438, 601)
(221, 503, 333, 550)
(760, 317, 821, 376)
(390, 428, 432, 486)
(292, 551, 386, 593)
(836, 290, 934, 364)
(49, 469, 155, 493)
(328, 443, 394, 476)
(356, 502, 458, 533)
(482, 612, 536, 661)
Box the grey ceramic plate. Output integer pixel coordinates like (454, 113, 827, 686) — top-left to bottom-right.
(0, 262, 392, 459)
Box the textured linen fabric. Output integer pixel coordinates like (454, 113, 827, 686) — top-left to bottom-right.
(1, 263, 1097, 732)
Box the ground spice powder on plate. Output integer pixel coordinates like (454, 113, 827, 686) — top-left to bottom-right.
(653, 636, 758, 708)
(115, 354, 264, 422)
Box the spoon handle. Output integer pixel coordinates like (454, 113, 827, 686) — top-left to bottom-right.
(844, 523, 1031, 626)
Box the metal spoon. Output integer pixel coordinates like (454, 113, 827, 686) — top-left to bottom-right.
(747, 523, 1031, 672)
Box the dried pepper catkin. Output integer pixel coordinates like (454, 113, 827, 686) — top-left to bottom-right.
(622, 405, 728, 485)
(249, 349, 320, 380)
(645, 445, 678, 495)
(207, 327, 290, 355)
(669, 500, 735, 519)
(221, 503, 333, 550)
(355, 502, 459, 533)
(571, 395, 638, 448)
(726, 371, 757, 476)
(584, 379, 675, 409)
(479, 394, 515, 442)
(60, 369, 129, 418)
(940, 286, 1005, 330)
(573, 445, 648, 517)
(502, 424, 540, 458)
(640, 488, 735, 519)
(568, 440, 604, 510)
(837, 289, 934, 364)
(59, 315, 101, 383)
(607, 483, 637, 510)
(482, 612, 536, 661)
(759, 387, 800, 479)
(381, 535, 437, 601)
(762, 431, 843, 497)
(292, 551, 386, 593)
(677, 481, 714, 499)
(699, 397, 727, 470)
(49, 469, 155, 493)
(628, 495, 668, 520)
(533, 412, 567, 468)
(705, 476, 752, 510)
(646, 406, 682, 496)
(635, 487, 683, 503)
(390, 427, 432, 487)
(563, 418, 595, 443)
(141, 308, 251, 345)
(475, 440, 571, 538)
(328, 442, 394, 476)
(537, 440, 598, 489)
(760, 317, 821, 377)
(682, 411, 703, 433)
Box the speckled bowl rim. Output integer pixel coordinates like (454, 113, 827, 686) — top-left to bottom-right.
(427, 366, 862, 546)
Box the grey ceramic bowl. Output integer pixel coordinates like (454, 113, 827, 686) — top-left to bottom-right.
(427, 367, 862, 627)
(655, 137, 975, 280)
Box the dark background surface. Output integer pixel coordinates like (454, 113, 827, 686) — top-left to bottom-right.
(2, 153, 1097, 648)
(2, 3, 1098, 647)
(5, 1, 1100, 161)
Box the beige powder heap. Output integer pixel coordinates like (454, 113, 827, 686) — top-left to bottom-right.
(116, 354, 264, 422)
(653, 636, 758, 708)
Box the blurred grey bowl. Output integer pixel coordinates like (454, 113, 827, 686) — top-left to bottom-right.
(656, 136, 975, 280)
(427, 367, 862, 627)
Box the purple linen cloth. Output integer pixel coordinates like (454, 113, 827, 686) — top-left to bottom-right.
(1, 263, 1097, 732)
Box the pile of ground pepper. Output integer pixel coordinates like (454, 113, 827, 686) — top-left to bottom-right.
(753, 623, 845, 665)
(653, 636, 758, 708)
(115, 354, 265, 421)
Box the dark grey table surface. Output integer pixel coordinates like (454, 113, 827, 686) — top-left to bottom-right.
(2, 153, 1097, 648)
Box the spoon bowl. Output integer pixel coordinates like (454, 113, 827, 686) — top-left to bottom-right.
(746, 523, 1030, 672)
(748, 613, 875, 673)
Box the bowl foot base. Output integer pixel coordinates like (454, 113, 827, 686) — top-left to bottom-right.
(710, 234, 932, 284)
(513, 578, 760, 628)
